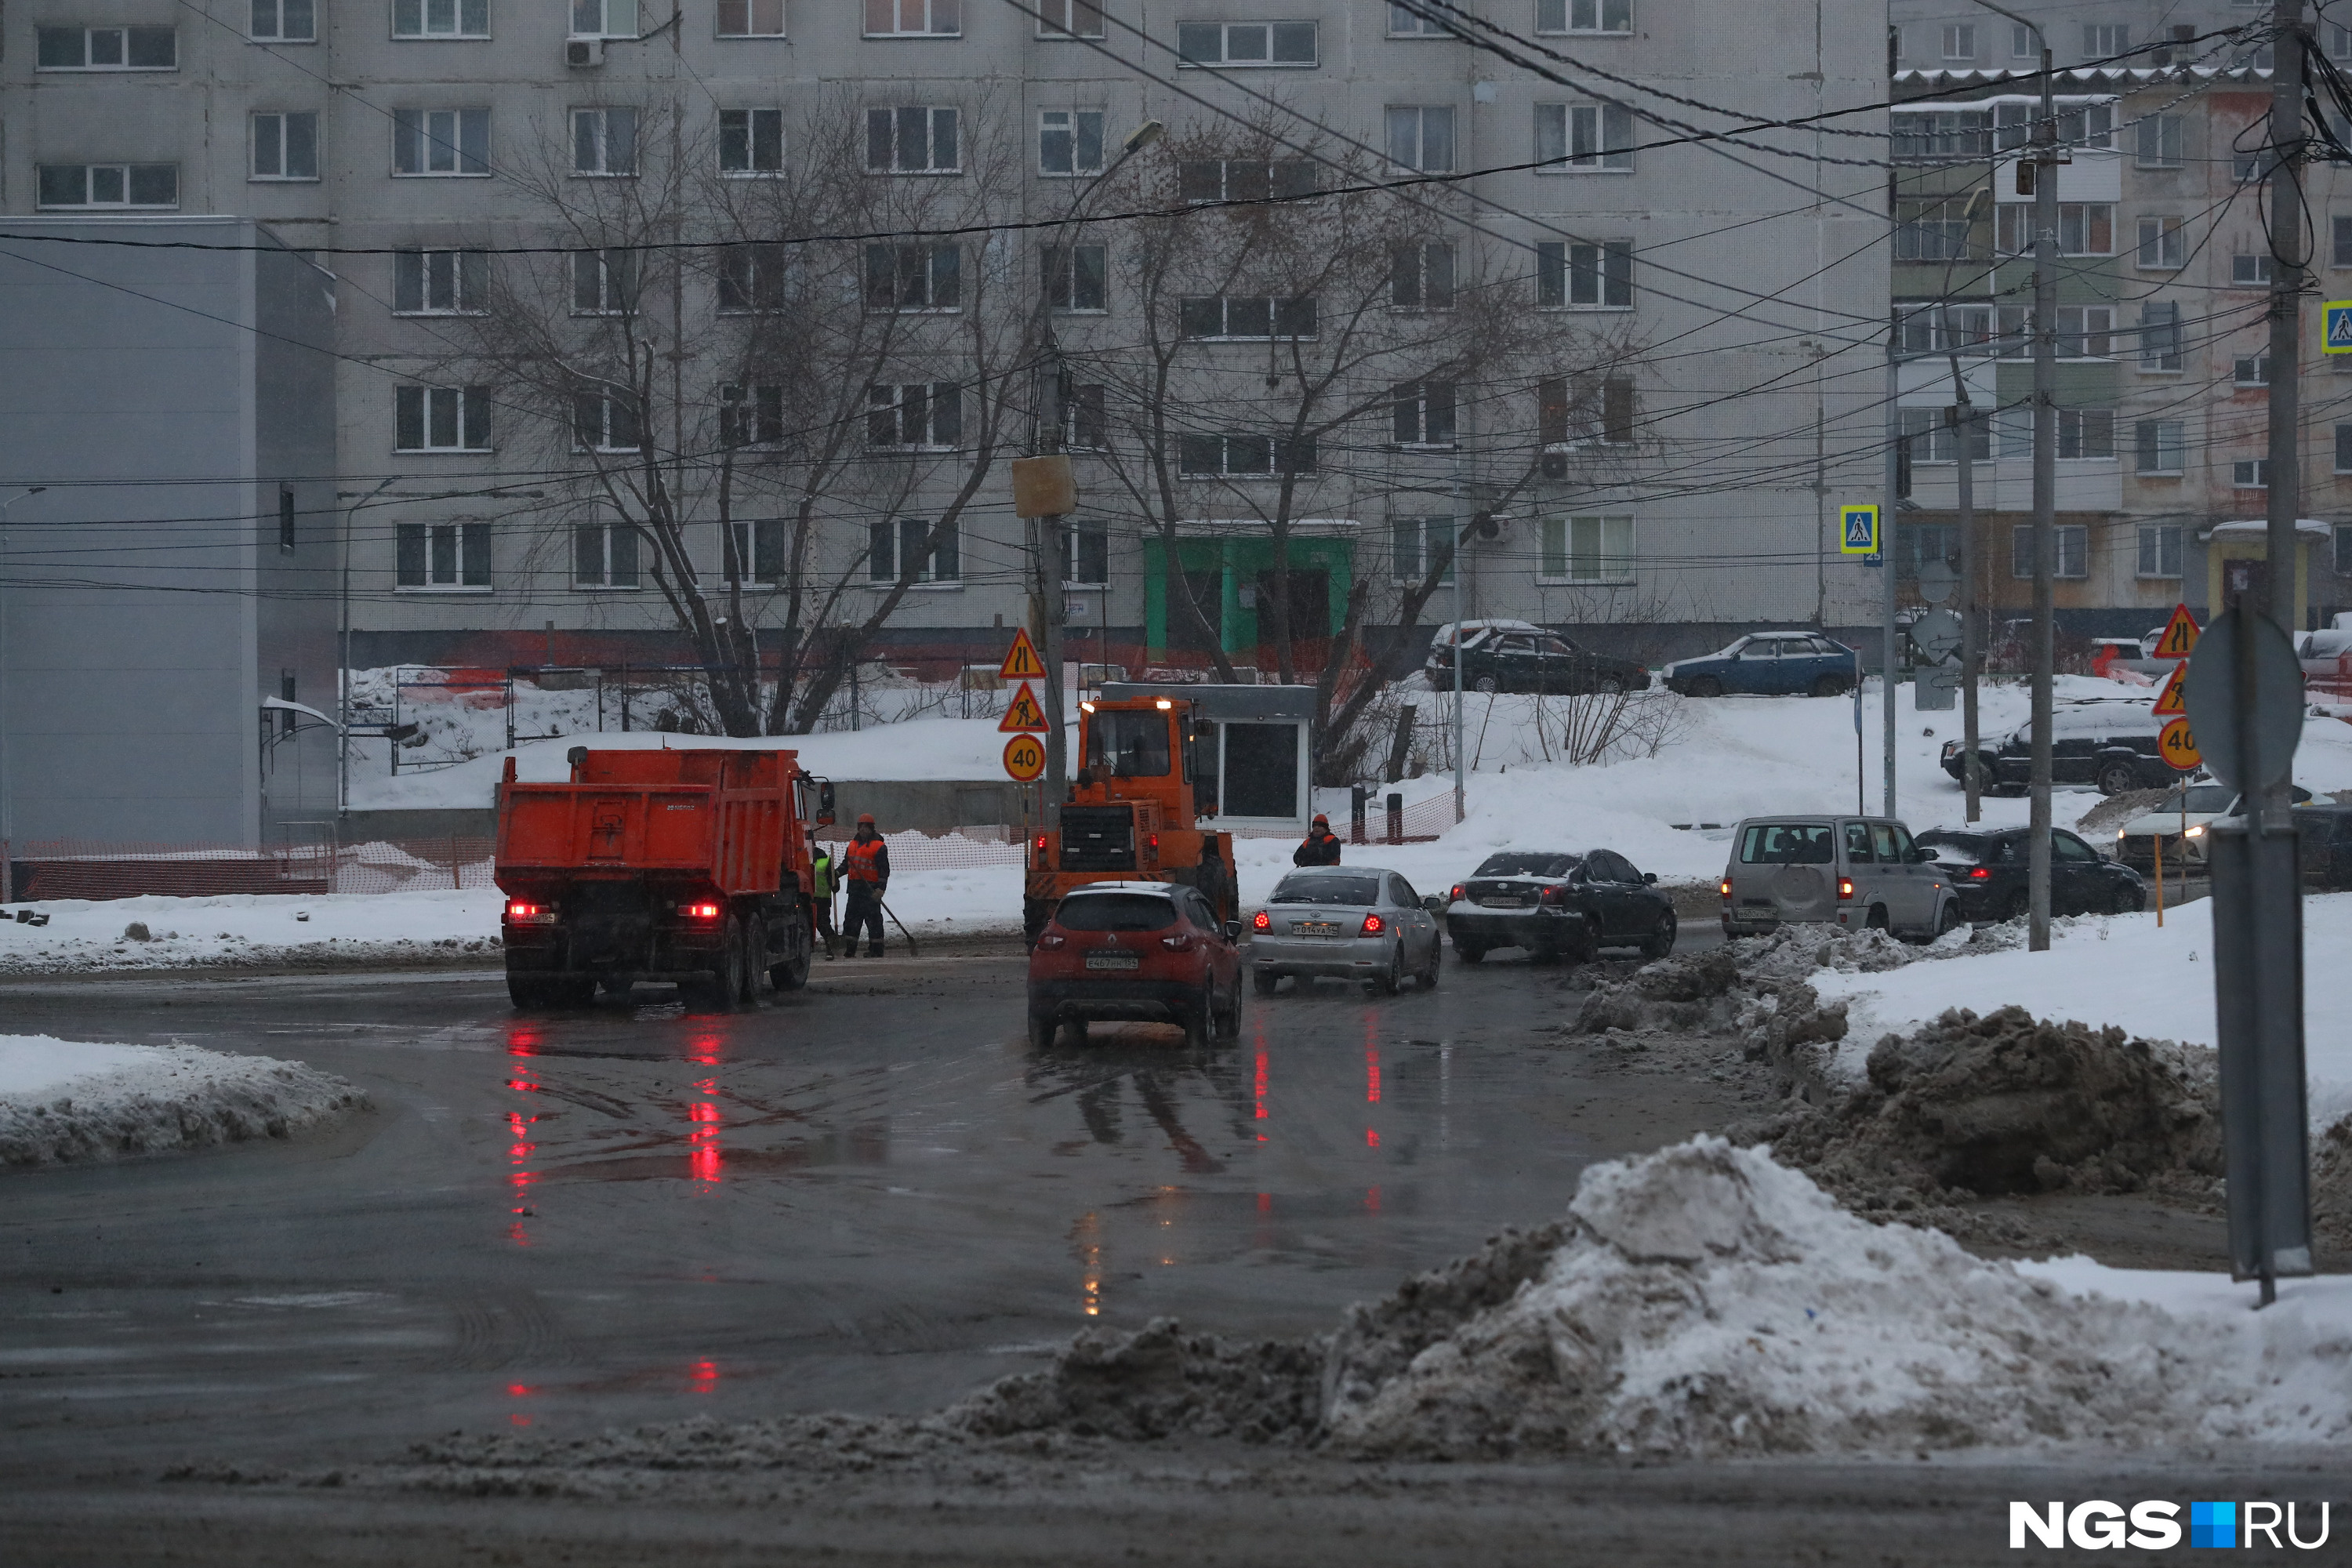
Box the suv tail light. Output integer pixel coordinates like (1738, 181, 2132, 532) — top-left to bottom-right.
(1036, 931, 1067, 948)
(1719, 878, 1732, 899)
(1160, 932, 1193, 950)
(1251, 909, 1271, 931)
(1968, 867, 1991, 880)
(1361, 913, 1385, 935)
(1837, 878, 1854, 901)
(1450, 884, 1463, 902)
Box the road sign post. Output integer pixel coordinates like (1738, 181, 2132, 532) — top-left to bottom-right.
(2183, 607, 2311, 1302)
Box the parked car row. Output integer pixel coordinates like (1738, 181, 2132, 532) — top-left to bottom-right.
(1423, 624, 1860, 699)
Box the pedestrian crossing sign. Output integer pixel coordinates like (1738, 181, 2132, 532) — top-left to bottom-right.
(2328, 301, 2352, 355)
(1838, 503, 1881, 556)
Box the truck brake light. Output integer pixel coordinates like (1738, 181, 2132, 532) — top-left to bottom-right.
(1251, 910, 1271, 931)
(505, 900, 557, 924)
(1361, 913, 1385, 935)
(1147, 833, 1160, 851)
(677, 902, 721, 920)
(1837, 878, 1854, 901)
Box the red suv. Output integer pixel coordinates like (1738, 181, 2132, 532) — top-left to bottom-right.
(1026, 882, 1243, 1048)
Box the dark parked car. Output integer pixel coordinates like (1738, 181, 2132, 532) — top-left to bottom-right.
(1659, 632, 1857, 697)
(1939, 701, 2172, 796)
(1442, 849, 1676, 963)
(2293, 804, 2352, 888)
(1913, 827, 2147, 920)
(1425, 628, 1648, 696)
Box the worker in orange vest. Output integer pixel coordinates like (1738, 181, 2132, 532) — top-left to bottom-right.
(841, 813, 891, 957)
(1293, 813, 1342, 866)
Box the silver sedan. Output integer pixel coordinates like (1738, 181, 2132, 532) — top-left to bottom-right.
(1247, 866, 1443, 996)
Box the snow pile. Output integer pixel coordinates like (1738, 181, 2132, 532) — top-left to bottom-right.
(0, 1033, 368, 1167)
(0, 887, 507, 975)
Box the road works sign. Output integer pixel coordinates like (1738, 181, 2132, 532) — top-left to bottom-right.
(2158, 716, 2201, 771)
(2151, 661, 2189, 717)
(999, 627, 1045, 680)
(1002, 733, 1046, 782)
(2151, 602, 2201, 659)
(1838, 503, 1881, 556)
(2327, 300, 2352, 355)
(998, 681, 1051, 733)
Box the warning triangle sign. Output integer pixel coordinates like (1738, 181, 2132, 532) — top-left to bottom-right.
(2151, 661, 2189, 717)
(2151, 603, 2201, 659)
(999, 628, 1045, 681)
(998, 681, 1051, 733)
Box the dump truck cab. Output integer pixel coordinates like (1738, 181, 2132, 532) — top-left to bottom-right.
(1024, 697, 1236, 942)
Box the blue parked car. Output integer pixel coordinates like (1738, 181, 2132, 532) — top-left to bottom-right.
(1661, 632, 1857, 698)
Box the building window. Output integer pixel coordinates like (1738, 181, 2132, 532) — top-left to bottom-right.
(1391, 241, 1455, 309)
(719, 108, 784, 174)
(1388, 2, 1446, 36)
(866, 107, 960, 172)
(1063, 523, 1109, 585)
(2135, 419, 2185, 475)
(1039, 109, 1105, 175)
(393, 108, 490, 175)
(2056, 408, 2114, 459)
(395, 0, 490, 37)
(722, 519, 788, 584)
(2337, 524, 2352, 577)
(1940, 22, 1975, 59)
(2010, 21, 2033, 57)
(572, 388, 642, 452)
(252, 112, 320, 180)
(2339, 217, 2352, 270)
(1536, 0, 1629, 35)
(1391, 380, 1457, 448)
(250, 0, 315, 42)
(1536, 103, 1633, 172)
(571, 0, 637, 37)
(1539, 514, 1635, 584)
(1391, 517, 1454, 583)
(1062, 383, 1108, 450)
(717, 0, 784, 35)
(864, 0, 959, 36)
(2053, 306, 2111, 358)
(278, 487, 299, 551)
(2083, 23, 2127, 57)
(1177, 433, 1316, 477)
(1036, 0, 1103, 38)
(35, 26, 177, 68)
(720, 383, 784, 446)
(2139, 301, 2183, 370)
(2011, 523, 2089, 579)
(2232, 252, 2273, 285)
(394, 385, 492, 451)
(1541, 376, 1636, 445)
(1899, 405, 1989, 463)
(1177, 295, 1317, 339)
(394, 250, 488, 314)
(2234, 354, 2272, 387)
(2136, 524, 2183, 579)
(1895, 302, 1994, 356)
(865, 244, 960, 311)
(2338, 423, 2352, 473)
(867, 382, 962, 449)
(869, 517, 959, 581)
(718, 243, 791, 312)
(1536, 239, 1633, 308)
(1385, 107, 1457, 172)
(1176, 20, 1319, 67)
(1891, 110, 1991, 161)
(2135, 114, 2183, 167)
(396, 521, 492, 589)
(1178, 158, 1317, 203)
(572, 108, 638, 175)
(2234, 457, 2271, 488)
(2136, 215, 2186, 269)
(1893, 199, 1974, 263)
(36, 164, 180, 209)
(574, 519, 640, 587)
(1998, 202, 2113, 256)
(1895, 522, 1958, 580)
(1043, 243, 1106, 312)
(572, 249, 638, 314)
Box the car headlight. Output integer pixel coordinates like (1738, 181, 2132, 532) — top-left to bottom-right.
(2184, 824, 2205, 839)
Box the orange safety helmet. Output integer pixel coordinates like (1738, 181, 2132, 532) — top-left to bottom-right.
(856, 812, 877, 826)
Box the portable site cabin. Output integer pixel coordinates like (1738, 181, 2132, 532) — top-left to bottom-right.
(1098, 682, 1314, 833)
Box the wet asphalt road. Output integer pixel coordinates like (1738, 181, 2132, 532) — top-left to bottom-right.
(1, 931, 1751, 1482)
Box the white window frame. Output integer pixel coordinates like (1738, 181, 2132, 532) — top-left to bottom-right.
(571, 107, 638, 176)
(1538, 514, 1635, 585)
(249, 0, 316, 42)
(1063, 521, 1110, 586)
(2234, 354, 2272, 387)
(2338, 422, 2352, 474)
(392, 107, 490, 176)
(394, 249, 488, 316)
(2234, 457, 2272, 488)
(573, 518, 641, 590)
(1535, 102, 1633, 172)
(718, 243, 793, 313)
(1392, 379, 1458, 448)
(2232, 252, 2274, 286)
(715, 0, 785, 37)
(865, 243, 961, 312)
(868, 517, 960, 584)
(572, 388, 643, 453)
(1385, 106, 1457, 173)
(36, 164, 180, 209)
(395, 521, 492, 591)
(1043, 242, 1107, 313)
(2139, 301, 2183, 371)
(2136, 215, 2186, 270)
(1177, 433, 1316, 479)
(2010, 523, 2089, 579)
(1535, 239, 1634, 309)
(2083, 23, 2127, 58)
(866, 381, 963, 450)
(394, 0, 491, 38)
(2135, 114, 2183, 168)
(2010, 22, 2034, 58)
(1176, 20, 1319, 67)
(394, 385, 492, 452)
(570, 0, 638, 39)
(34, 26, 177, 69)
(2054, 306, 2112, 358)
(1039, 108, 1105, 176)
(2136, 523, 2183, 579)
(1390, 516, 1455, 584)
(866, 107, 960, 173)
(1036, 0, 1103, 38)
(1177, 296, 1318, 340)
(571, 249, 637, 315)
(720, 383, 785, 447)
(2135, 419, 2185, 477)
(862, 0, 960, 38)
(1062, 383, 1109, 452)
(719, 107, 786, 175)
(1535, 0, 1629, 36)
(722, 518, 786, 584)
(251, 111, 321, 181)
(2056, 407, 2114, 460)
(1391, 240, 1456, 310)
(1940, 22, 1976, 60)
(1388, 2, 1447, 37)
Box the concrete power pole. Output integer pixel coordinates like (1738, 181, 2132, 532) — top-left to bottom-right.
(2266, 0, 2307, 825)
(2025, 24, 2059, 953)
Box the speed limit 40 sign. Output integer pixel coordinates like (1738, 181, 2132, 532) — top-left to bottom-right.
(2158, 716, 2201, 772)
(1003, 733, 1046, 782)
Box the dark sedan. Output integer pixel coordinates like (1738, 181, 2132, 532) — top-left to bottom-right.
(1425, 630, 1648, 696)
(1914, 827, 2147, 920)
(1442, 849, 1676, 962)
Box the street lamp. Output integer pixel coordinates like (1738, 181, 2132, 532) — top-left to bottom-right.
(336, 477, 398, 818)
(0, 485, 49, 898)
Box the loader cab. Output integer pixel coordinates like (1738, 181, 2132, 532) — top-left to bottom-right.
(1074, 699, 1198, 822)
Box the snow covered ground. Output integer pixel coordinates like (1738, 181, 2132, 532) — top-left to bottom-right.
(0, 1033, 368, 1167)
(0, 887, 507, 975)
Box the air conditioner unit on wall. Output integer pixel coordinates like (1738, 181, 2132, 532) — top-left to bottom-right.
(1540, 452, 1568, 480)
(566, 37, 604, 67)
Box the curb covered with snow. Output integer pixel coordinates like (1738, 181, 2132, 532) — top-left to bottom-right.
(0, 1034, 369, 1168)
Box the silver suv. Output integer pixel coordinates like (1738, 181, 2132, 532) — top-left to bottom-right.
(1721, 816, 1961, 941)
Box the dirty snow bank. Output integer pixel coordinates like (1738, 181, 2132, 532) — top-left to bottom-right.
(0, 1034, 368, 1167)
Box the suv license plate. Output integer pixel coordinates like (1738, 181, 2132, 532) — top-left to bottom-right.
(1083, 953, 1140, 971)
(1294, 920, 1340, 937)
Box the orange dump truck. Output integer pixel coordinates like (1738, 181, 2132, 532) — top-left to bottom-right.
(495, 746, 833, 1009)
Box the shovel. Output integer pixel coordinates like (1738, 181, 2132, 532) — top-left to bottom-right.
(879, 898, 920, 956)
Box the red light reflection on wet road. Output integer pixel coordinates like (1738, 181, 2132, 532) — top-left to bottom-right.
(688, 1079, 723, 1186)
(688, 1359, 719, 1396)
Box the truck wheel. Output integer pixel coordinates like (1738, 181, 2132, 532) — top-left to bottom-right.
(506, 970, 550, 1009)
(771, 901, 814, 990)
(685, 918, 746, 1012)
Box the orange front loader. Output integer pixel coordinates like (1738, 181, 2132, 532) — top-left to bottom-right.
(1023, 697, 1236, 942)
(495, 746, 833, 1009)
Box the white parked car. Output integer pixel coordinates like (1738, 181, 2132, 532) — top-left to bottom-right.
(2114, 780, 2310, 871)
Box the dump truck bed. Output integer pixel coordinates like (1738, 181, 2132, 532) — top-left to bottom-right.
(495, 749, 798, 896)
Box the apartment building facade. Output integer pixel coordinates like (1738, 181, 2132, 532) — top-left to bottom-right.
(1, 0, 1886, 692)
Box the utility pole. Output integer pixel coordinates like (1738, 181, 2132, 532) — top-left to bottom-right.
(0, 486, 46, 900)
(2265, 0, 2307, 822)
(2025, 20, 2058, 953)
(1881, 327, 1899, 819)
(1942, 309, 1984, 823)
